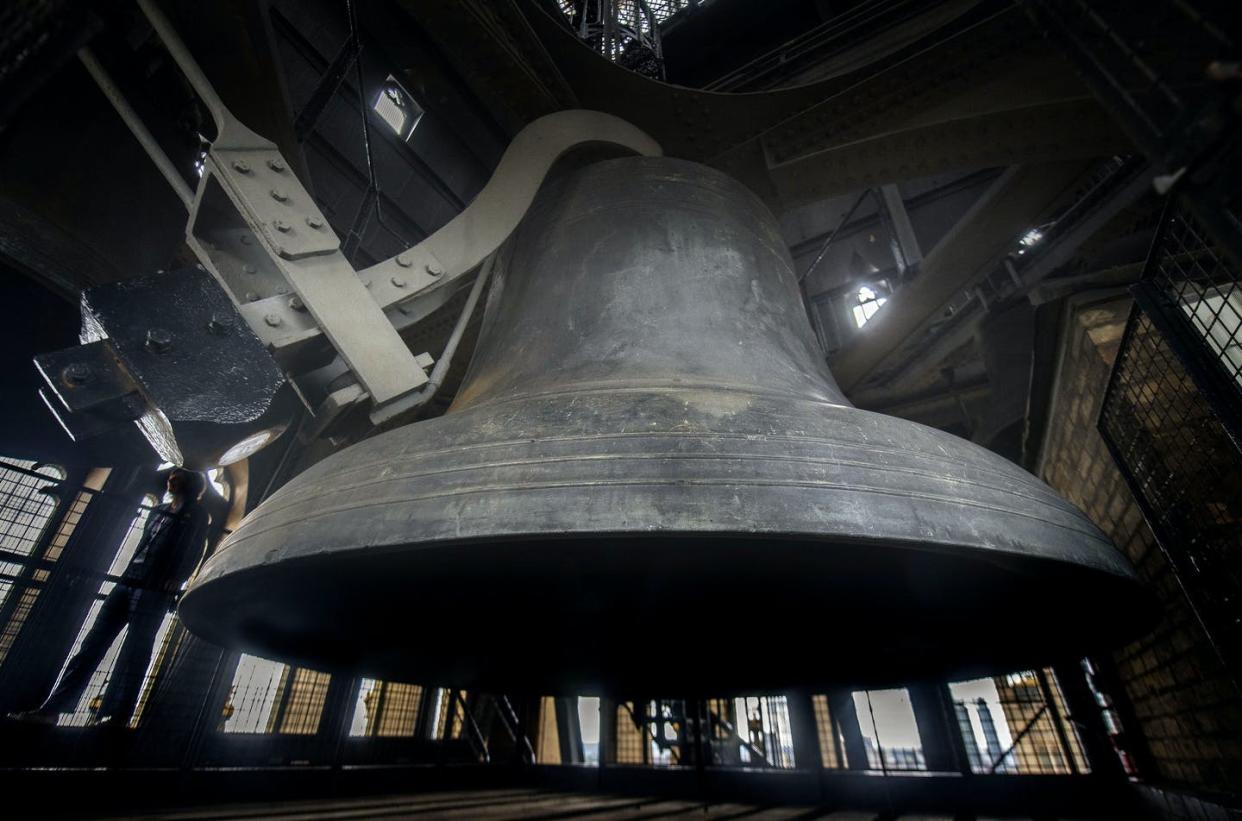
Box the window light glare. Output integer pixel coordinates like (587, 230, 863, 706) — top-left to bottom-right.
(852, 284, 887, 328)
(373, 86, 408, 136)
(1019, 228, 1043, 247)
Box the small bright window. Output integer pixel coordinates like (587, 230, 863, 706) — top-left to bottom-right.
(852, 284, 888, 328)
(373, 78, 423, 140)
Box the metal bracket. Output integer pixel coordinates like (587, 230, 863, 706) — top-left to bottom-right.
(236, 109, 665, 350)
(122, 1, 661, 411)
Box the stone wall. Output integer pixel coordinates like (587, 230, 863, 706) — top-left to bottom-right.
(1039, 293, 1242, 793)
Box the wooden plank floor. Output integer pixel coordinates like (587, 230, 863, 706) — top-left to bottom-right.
(111, 788, 1074, 820)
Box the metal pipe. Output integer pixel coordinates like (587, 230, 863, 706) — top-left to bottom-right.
(798, 188, 871, 284)
(135, 0, 230, 134)
(77, 47, 195, 209)
(396, 253, 496, 416)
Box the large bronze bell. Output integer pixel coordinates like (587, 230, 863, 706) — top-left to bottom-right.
(181, 157, 1148, 695)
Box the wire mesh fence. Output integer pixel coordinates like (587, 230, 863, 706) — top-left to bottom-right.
(1100, 209, 1242, 683)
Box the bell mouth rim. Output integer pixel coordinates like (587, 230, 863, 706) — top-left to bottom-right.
(181, 530, 1154, 696)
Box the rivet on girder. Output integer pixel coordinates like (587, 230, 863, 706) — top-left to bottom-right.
(306, 216, 324, 229)
(270, 189, 289, 202)
(391, 276, 406, 288)
(232, 160, 251, 173)
(273, 219, 291, 232)
(395, 253, 413, 268)
(264, 313, 283, 327)
(267, 158, 286, 172)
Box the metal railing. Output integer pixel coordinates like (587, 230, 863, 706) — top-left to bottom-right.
(0, 458, 1120, 777)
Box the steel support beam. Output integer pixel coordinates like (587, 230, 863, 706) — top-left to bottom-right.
(878, 163, 1152, 393)
(831, 161, 1090, 393)
(879, 183, 923, 274)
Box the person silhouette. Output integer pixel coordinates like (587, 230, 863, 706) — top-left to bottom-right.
(9, 468, 210, 726)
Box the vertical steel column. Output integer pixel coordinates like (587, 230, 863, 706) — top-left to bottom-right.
(784, 690, 824, 770)
(556, 697, 585, 764)
(1035, 668, 1079, 775)
(317, 675, 362, 767)
(907, 682, 968, 773)
(1051, 660, 1127, 779)
(878, 183, 923, 275)
(598, 696, 617, 766)
(827, 690, 870, 770)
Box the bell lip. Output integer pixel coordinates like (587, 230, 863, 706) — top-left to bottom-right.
(180, 528, 1156, 696)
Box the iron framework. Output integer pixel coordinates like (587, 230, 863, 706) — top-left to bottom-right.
(1100, 199, 1242, 682)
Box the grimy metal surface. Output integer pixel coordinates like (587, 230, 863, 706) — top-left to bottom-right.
(181, 157, 1150, 695)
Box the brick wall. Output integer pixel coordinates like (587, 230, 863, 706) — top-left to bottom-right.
(1040, 293, 1242, 793)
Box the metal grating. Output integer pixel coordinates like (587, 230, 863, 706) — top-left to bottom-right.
(1100, 190, 1242, 686)
(0, 460, 69, 666)
(1101, 297, 1242, 677)
(1146, 207, 1242, 394)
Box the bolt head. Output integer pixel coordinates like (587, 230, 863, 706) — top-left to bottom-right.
(232, 160, 251, 173)
(267, 158, 286, 172)
(61, 363, 93, 386)
(424, 264, 442, 277)
(145, 328, 173, 353)
(270, 188, 288, 202)
(288, 296, 306, 311)
(391, 276, 406, 288)
(306, 216, 324, 229)
(273, 219, 291, 232)
(263, 313, 283, 327)
(207, 313, 232, 335)
(395, 253, 413, 268)
(245, 291, 260, 302)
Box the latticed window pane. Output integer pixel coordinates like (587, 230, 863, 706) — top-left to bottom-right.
(949, 669, 1088, 774)
(350, 678, 423, 737)
(0, 459, 71, 666)
(812, 694, 845, 769)
(221, 655, 332, 735)
(535, 696, 562, 764)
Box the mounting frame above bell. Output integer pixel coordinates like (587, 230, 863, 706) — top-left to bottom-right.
(179, 156, 1152, 696)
